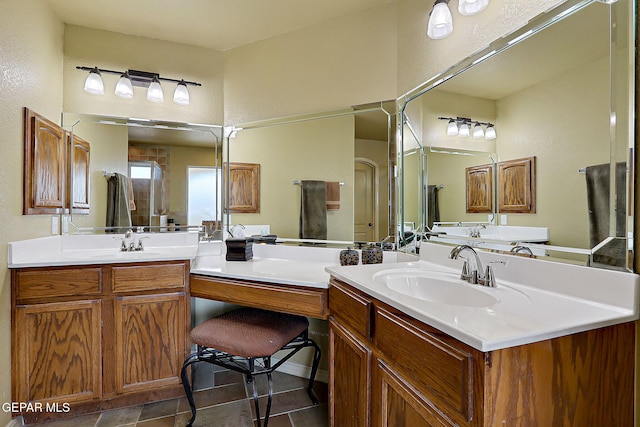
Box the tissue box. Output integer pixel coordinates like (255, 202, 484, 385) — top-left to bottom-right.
(225, 238, 254, 261)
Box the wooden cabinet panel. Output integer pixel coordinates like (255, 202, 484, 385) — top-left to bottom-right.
(15, 267, 102, 301)
(465, 164, 493, 213)
(329, 319, 371, 427)
(224, 162, 260, 213)
(13, 300, 102, 404)
(68, 133, 91, 213)
(373, 358, 455, 427)
(112, 263, 186, 293)
(23, 108, 67, 215)
(497, 156, 536, 213)
(374, 306, 476, 424)
(329, 279, 372, 340)
(114, 292, 187, 394)
(191, 274, 328, 319)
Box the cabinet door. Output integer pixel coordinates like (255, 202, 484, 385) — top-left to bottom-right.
(68, 133, 90, 213)
(329, 318, 371, 427)
(13, 300, 102, 404)
(114, 292, 187, 394)
(23, 108, 67, 214)
(373, 358, 455, 427)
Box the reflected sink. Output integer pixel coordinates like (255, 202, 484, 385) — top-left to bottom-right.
(373, 269, 498, 308)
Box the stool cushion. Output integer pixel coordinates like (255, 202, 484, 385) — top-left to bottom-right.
(191, 307, 309, 358)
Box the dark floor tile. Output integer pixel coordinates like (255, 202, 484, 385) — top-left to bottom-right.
(243, 372, 312, 398)
(216, 369, 244, 387)
(289, 403, 328, 427)
(250, 389, 318, 420)
(136, 415, 176, 427)
(178, 382, 248, 413)
(138, 399, 179, 421)
(175, 400, 254, 427)
(35, 413, 101, 427)
(96, 406, 142, 426)
(191, 362, 215, 390)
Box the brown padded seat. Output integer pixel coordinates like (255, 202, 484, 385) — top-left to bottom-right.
(190, 307, 310, 358)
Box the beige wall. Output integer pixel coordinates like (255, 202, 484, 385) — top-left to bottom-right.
(229, 116, 355, 240)
(0, 1, 64, 424)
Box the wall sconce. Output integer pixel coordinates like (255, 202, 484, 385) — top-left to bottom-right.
(76, 66, 201, 105)
(427, 0, 490, 40)
(438, 116, 496, 140)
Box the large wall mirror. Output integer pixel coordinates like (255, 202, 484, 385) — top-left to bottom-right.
(62, 113, 224, 234)
(398, 0, 634, 270)
(225, 101, 396, 245)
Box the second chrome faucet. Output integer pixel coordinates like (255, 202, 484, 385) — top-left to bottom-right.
(449, 244, 496, 287)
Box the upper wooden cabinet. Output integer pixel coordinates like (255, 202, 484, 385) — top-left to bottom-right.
(497, 156, 536, 213)
(465, 164, 493, 214)
(23, 107, 91, 215)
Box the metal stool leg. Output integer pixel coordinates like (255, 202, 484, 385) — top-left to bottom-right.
(180, 352, 201, 427)
(306, 339, 322, 404)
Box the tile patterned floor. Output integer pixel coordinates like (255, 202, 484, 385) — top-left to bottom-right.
(16, 364, 328, 427)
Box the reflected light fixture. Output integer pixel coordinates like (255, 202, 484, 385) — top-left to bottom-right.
(438, 116, 496, 140)
(458, 0, 489, 16)
(173, 80, 190, 105)
(77, 66, 201, 105)
(146, 76, 164, 103)
(83, 67, 104, 95)
(427, 0, 453, 40)
(115, 71, 134, 99)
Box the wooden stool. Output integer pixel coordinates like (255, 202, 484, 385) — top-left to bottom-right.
(180, 307, 321, 427)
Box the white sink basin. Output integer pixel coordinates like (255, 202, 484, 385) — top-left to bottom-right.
(373, 268, 498, 308)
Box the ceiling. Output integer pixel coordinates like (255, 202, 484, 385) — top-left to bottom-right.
(45, 0, 393, 51)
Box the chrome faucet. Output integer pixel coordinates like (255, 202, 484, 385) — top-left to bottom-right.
(120, 229, 146, 251)
(449, 244, 496, 287)
(511, 245, 533, 256)
(469, 223, 486, 238)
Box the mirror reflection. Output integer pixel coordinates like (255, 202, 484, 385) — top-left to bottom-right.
(63, 113, 223, 234)
(399, 0, 633, 269)
(226, 103, 394, 244)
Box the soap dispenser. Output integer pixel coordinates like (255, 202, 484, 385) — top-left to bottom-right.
(362, 244, 383, 264)
(339, 247, 360, 266)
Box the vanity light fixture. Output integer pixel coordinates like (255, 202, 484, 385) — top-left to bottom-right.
(76, 66, 201, 105)
(438, 116, 497, 140)
(83, 67, 104, 95)
(427, 0, 490, 40)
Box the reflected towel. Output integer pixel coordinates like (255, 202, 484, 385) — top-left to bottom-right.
(127, 177, 136, 211)
(106, 173, 132, 233)
(427, 185, 441, 229)
(326, 181, 341, 211)
(299, 180, 327, 240)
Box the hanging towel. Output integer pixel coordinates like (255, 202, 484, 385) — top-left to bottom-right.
(299, 180, 327, 240)
(585, 162, 626, 267)
(106, 173, 133, 233)
(127, 177, 136, 211)
(427, 185, 441, 229)
(326, 181, 341, 211)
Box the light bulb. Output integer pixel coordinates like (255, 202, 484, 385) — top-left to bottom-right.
(473, 122, 484, 139)
(427, 1, 453, 40)
(115, 72, 133, 99)
(459, 122, 470, 137)
(173, 80, 190, 105)
(83, 67, 104, 95)
(458, 0, 489, 16)
(147, 77, 164, 103)
(485, 125, 497, 140)
(447, 119, 458, 136)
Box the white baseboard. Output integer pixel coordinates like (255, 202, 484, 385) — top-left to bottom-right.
(271, 357, 328, 384)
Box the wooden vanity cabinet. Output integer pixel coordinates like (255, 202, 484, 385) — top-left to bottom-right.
(328, 278, 635, 427)
(11, 261, 190, 424)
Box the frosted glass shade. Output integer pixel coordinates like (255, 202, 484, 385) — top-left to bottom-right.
(458, 0, 489, 16)
(147, 78, 164, 102)
(447, 120, 458, 136)
(485, 125, 497, 140)
(173, 81, 190, 105)
(83, 68, 104, 95)
(459, 122, 470, 137)
(115, 73, 134, 99)
(427, 2, 453, 40)
(473, 123, 485, 139)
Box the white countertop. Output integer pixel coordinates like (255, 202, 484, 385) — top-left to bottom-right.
(326, 243, 639, 352)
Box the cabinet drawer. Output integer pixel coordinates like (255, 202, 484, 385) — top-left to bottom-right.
(112, 263, 187, 293)
(374, 306, 475, 423)
(329, 279, 372, 340)
(15, 268, 102, 300)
